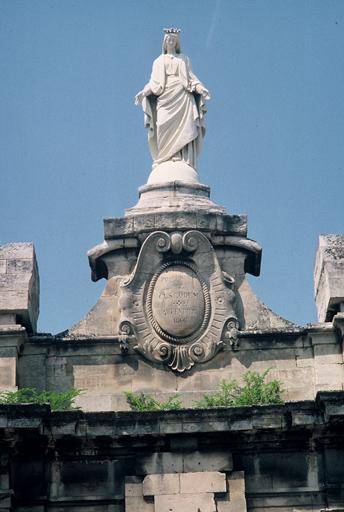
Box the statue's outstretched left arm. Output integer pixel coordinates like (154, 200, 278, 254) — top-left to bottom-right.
(134, 86, 151, 105)
(187, 57, 211, 100)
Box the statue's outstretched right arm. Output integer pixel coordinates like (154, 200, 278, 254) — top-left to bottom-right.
(135, 56, 164, 105)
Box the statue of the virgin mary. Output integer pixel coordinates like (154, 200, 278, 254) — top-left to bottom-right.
(135, 29, 210, 173)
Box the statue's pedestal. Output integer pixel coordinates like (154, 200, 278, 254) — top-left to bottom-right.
(127, 161, 225, 215)
(147, 161, 199, 184)
(126, 180, 226, 216)
(69, 161, 297, 377)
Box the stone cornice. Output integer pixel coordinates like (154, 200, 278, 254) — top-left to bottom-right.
(0, 392, 343, 441)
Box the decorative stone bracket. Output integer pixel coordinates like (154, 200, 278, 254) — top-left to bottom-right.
(118, 230, 239, 372)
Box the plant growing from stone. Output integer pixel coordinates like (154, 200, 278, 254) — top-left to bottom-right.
(124, 370, 283, 411)
(193, 369, 283, 408)
(0, 388, 82, 411)
(124, 391, 182, 411)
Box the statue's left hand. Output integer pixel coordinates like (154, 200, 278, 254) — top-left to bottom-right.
(134, 90, 146, 105)
(195, 84, 211, 100)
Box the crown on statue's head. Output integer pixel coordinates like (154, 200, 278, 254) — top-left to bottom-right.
(163, 28, 181, 35)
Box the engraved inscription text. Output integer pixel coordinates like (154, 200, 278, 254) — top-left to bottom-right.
(151, 265, 205, 337)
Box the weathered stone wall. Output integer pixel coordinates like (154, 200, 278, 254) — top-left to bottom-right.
(1, 395, 344, 511)
(1, 227, 344, 512)
(12, 320, 342, 412)
(2, 233, 344, 411)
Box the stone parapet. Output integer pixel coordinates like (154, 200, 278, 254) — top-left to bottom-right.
(0, 391, 340, 438)
(0, 391, 342, 438)
(0, 243, 39, 333)
(314, 234, 344, 322)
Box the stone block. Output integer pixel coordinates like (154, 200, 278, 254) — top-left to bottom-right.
(314, 362, 343, 390)
(176, 368, 230, 392)
(0, 314, 16, 325)
(169, 436, 198, 452)
(138, 453, 183, 475)
(324, 448, 344, 484)
(309, 327, 337, 345)
(59, 460, 114, 499)
(142, 474, 179, 496)
(229, 418, 252, 431)
(271, 367, 315, 401)
(252, 413, 284, 429)
(0, 243, 39, 333)
(180, 471, 226, 494)
(131, 360, 177, 393)
(227, 471, 247, 511)
(73, 363, 135, 393)
(12, 460, 46, 499)
(0, 358, 16, 389)
(154, 492, 216, 512)
(197, 212, 217, 231)
(125, 496, 154, 512)
(175, 212, 198, 229)
(125, 477, 143, 497)
(253, 452, 309, 490)
(103, 217, 134, 238)
(182, 421, 204, 433)
(295, 346, 313, 366)
(314, 235, 344, 322)
(291, 412, 315, 426)
(183, 451, 233, 473)
(74, 393, 115, 412)
(216, 501, 231, 512)
(159, 419, 183, 434)
(17, 353, 46, 390)
(313, 342, 342, 363)
(133, 214, 156, 232)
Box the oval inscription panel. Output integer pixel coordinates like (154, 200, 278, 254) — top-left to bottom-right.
(151, 265, 205, 337)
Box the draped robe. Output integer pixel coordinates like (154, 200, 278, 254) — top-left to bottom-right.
(142, 54, 207, 169)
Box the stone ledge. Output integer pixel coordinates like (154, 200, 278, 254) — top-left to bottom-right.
(103, 212, 248, 240)
(0, 392, 343, 439)
(88, 225, 262, 280)
(28, 327, 307, 350)
(0, 325, 27, 336)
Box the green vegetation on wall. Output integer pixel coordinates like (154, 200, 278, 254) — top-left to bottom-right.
(0, 370, 283, 412)
(124, 391, 182, 411)
(193, 369, 283, 408)
(0, 388, 81, 411)
(125, 369, 284, 411)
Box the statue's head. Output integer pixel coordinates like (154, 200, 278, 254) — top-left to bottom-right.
(162, 28, 181, 54)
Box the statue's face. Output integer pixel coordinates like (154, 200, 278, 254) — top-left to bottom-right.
(165, 34, 178, 51)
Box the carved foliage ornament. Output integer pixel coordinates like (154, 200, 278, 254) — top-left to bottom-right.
(118, 231, 239, 372)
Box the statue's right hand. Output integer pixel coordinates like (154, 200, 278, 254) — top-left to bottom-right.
(134, 90, 146, 105)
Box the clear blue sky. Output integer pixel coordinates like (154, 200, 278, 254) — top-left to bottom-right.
(1, 0, 343, 334)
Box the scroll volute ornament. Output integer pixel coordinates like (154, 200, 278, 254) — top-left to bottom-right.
(118, 230, 239, 372)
